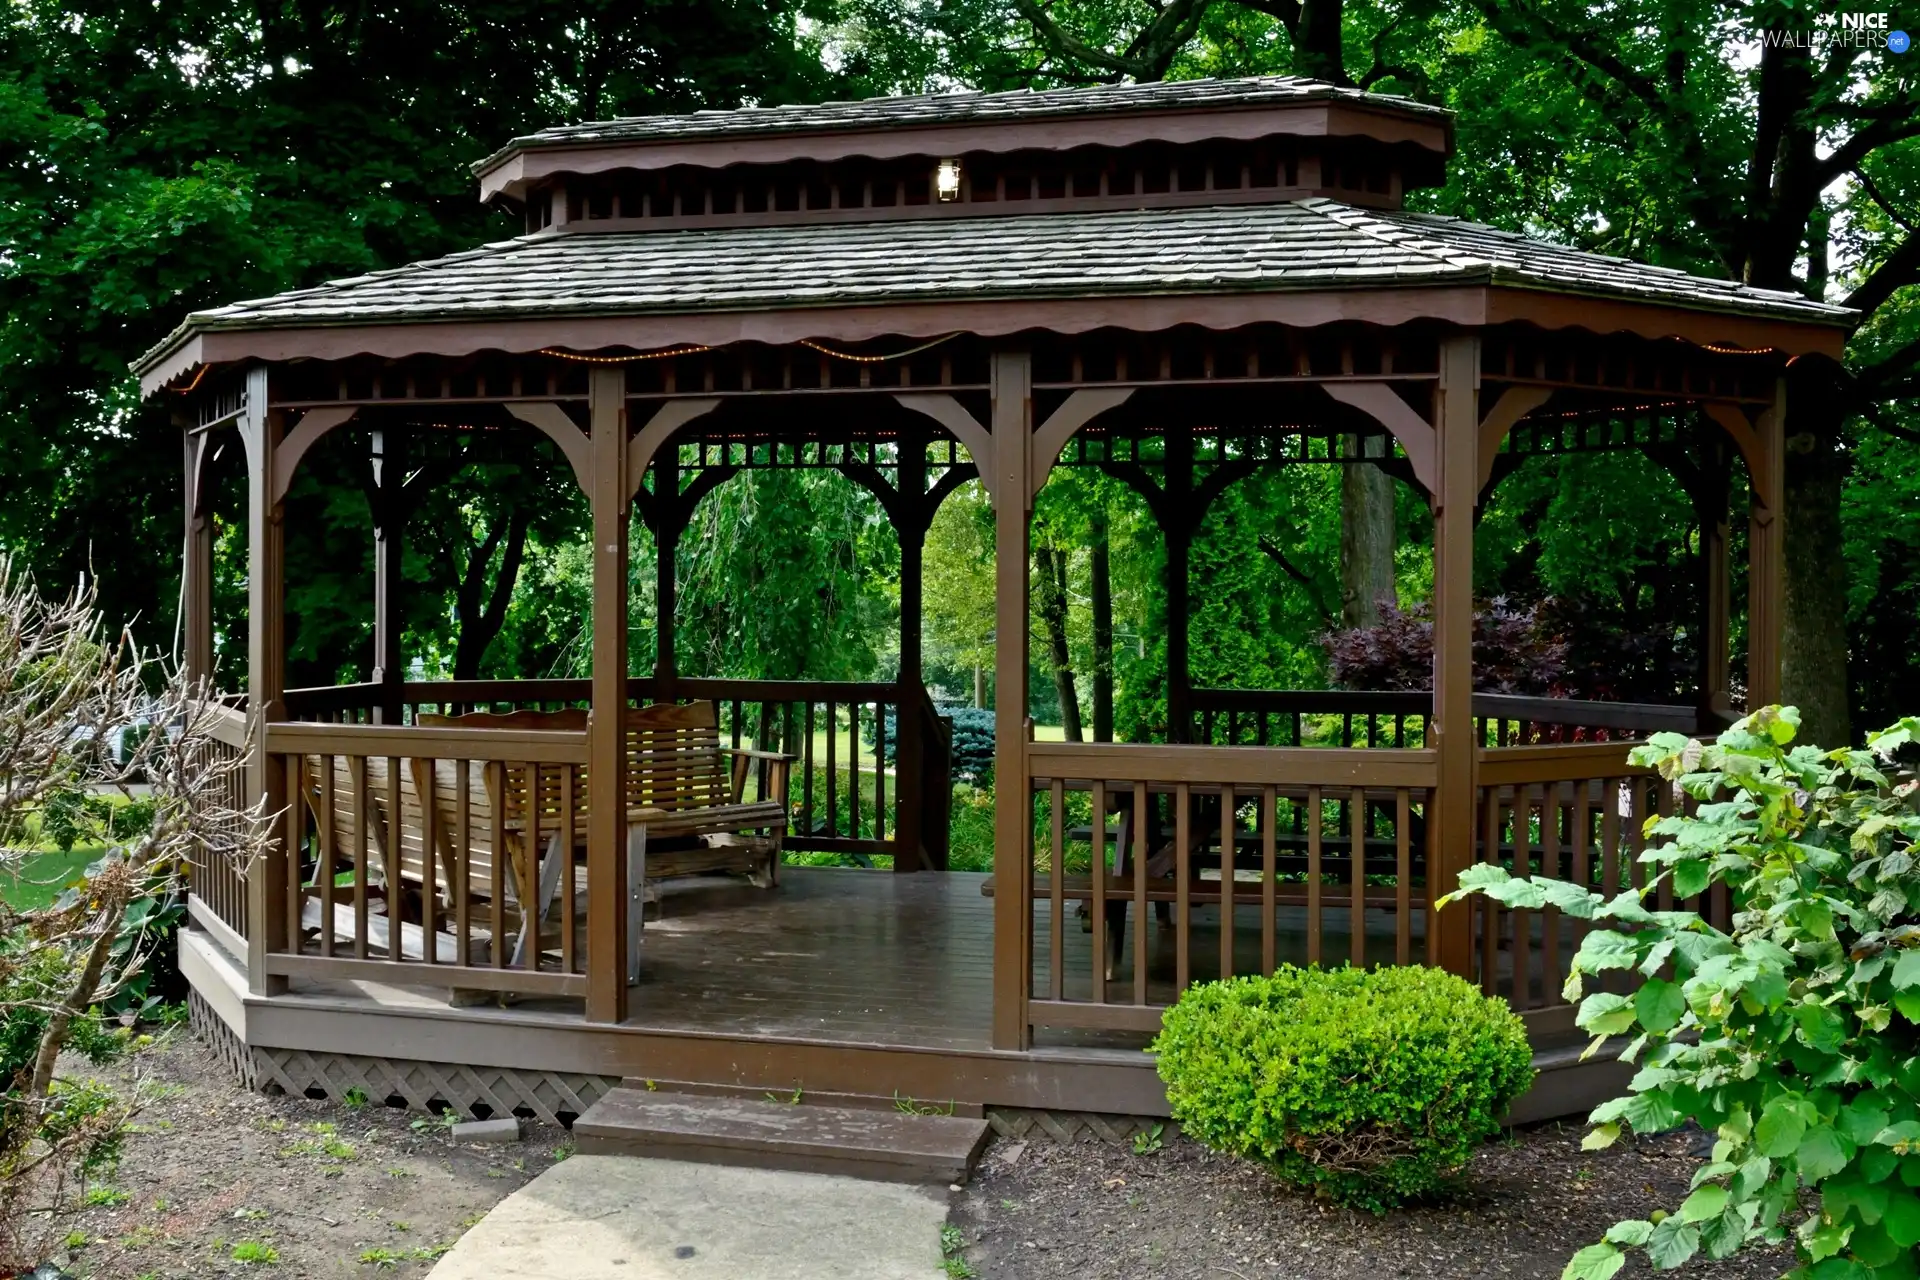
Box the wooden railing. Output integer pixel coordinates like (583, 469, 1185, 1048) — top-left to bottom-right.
(186, 703, 253, 950)
(258, 720, 593, 998)
(1191, 688, 1704, 749)
(1472, 741, 1729, 1012)
(1022, 742, 1438, 1035)
(283, 676, 943, 866)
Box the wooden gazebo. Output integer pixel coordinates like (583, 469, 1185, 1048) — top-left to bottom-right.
(153, 76, 1854, 1126)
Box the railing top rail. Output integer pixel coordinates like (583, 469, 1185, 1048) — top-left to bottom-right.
(1189, 688, 1430, 714)
(1026, 740, 1438, 788)
(264, 720, 590, 764)
(206, 702, 250, 750)
(1189, 686, 1704, 732)
(1475, 739, 1654, 785)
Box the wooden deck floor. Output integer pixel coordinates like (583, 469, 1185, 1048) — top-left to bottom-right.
(270, 866, 1457, 1052)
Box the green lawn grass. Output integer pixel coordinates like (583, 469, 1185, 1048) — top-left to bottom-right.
(1, 846, 102, 911)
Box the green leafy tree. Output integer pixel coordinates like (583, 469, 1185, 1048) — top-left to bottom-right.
(1445, 707, 1920, 1278)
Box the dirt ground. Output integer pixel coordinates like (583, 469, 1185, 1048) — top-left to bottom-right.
(40, 1033, 570, 1279)
(949, 1126, 1797, 1279)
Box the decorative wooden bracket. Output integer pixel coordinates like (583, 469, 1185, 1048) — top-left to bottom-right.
(1322, 382, 1436, 495)
(506, 402, 592, 494)
(1702, 403, 1776, 525)
(627, 399, 722, 502)
(269, 406, 359, 504)
(1028, 388, 1135, 498)
(895, 393, 995, 503)
(1474, 387, 1553, 497)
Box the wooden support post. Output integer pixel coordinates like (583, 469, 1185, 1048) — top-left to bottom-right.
(991, 350, 1033, 1051)
(652, 450, 679, 705)
(1164, 422, 1194, 744)
(240, 366, 289, 995)
(180, 422, 213, 684)
(1698, 434, 1732, 722)
(1428, 336, 1479, 978)
(1747, 379, 1787, 709)
(587, 367, 631, 1023)
(371, 427, 405, 724)
(894, 424, 928, 871)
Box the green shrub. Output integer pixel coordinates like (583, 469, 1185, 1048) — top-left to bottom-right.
(1444, 707, 1920, 1279)
(1150, 964, 1534, 1212)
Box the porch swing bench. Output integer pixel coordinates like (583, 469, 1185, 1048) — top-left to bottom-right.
(297, 701, 793, 977)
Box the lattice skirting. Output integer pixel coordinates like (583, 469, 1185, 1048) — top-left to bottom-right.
(189, 988, 256, 1090)
(188, 999, 618, 1127)
(985, 1107, 1177, 1145)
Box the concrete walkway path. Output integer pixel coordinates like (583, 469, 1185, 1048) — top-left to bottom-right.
(428, 1154, 950, 1280)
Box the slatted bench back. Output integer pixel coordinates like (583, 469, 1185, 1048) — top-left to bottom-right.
(626, 701, 732, 813)
(415, 709, 588, 846)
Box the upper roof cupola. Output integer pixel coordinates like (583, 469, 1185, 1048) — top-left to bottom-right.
(474, 76, 1455, 235)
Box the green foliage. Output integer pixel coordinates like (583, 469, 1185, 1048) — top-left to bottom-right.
(1150, 965, 1533, 1213)
(1443, 706, 1920, 1278)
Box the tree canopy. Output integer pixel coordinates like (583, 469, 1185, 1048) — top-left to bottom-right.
(2, 0, 1915, 737)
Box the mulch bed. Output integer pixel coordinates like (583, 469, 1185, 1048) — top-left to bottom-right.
(32, 1033, 568, 1278)
(949, 1126, 1796, 1279)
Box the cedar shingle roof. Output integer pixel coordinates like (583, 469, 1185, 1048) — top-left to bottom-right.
(153, 200, 1851, 353)
(473, 76, 1448, 171)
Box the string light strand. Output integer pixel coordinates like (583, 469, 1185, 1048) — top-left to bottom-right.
(538, 345, 713, 363)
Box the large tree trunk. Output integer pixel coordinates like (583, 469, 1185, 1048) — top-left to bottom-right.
(1340, 439, 1397, 628)
(1780, 419, 1851, 749)
(1090, 506, 1114, 742)
(1034, 541, 1083, 741)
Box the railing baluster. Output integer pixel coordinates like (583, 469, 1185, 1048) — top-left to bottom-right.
(1480, 785, 1500, 995)
(421, 757, 437, 965)
(825, 701, 839, 838)
(849, 701, 862, 840)
(1306, 784, 1322, 966)
(1049, 778, 1064, 1002)
(526, 762, 543, 971)
(1132, 781, 1148, 1007)
(1512, 785, 1533, 1007)
(1260, 785, 1277, 975)
(384, 756, 402, 962)
(1395, 789, 1411, 965)
(351, 756, 369, 961)
(875, 700, 888, 844)
(561, 763, 576, 975)
(1349, 785, 1367, 968)
(1219, 784, 1235, 981)
(456, 759, 471, 966)
(1175, 782, 1191, 993)
(1090, 780, 1107, 1006)
(318, 756, 335, 958)
(285, 753, 304, 957)
(1542, 785, 1563, 1001)
(802, 700, 816, 833)
(488, 762, 506, 971)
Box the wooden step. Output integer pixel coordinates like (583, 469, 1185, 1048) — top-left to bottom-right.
(573, 1087, 990, 1185)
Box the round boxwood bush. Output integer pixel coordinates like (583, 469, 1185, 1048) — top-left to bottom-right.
(1150, 964, 1534, 1213)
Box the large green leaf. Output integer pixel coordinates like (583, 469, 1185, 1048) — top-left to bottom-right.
(1798, 1126, 1855, 1182)
(1645, 1217, 1699, 1269)
(1883, 1188, 1920, 1247)
(1678, 1184, 1728, 1222)
(1757, 1097, 1811, 1157)
(1635, 979, 1686, 1033)
(1561, 1244, 1624, 1280)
